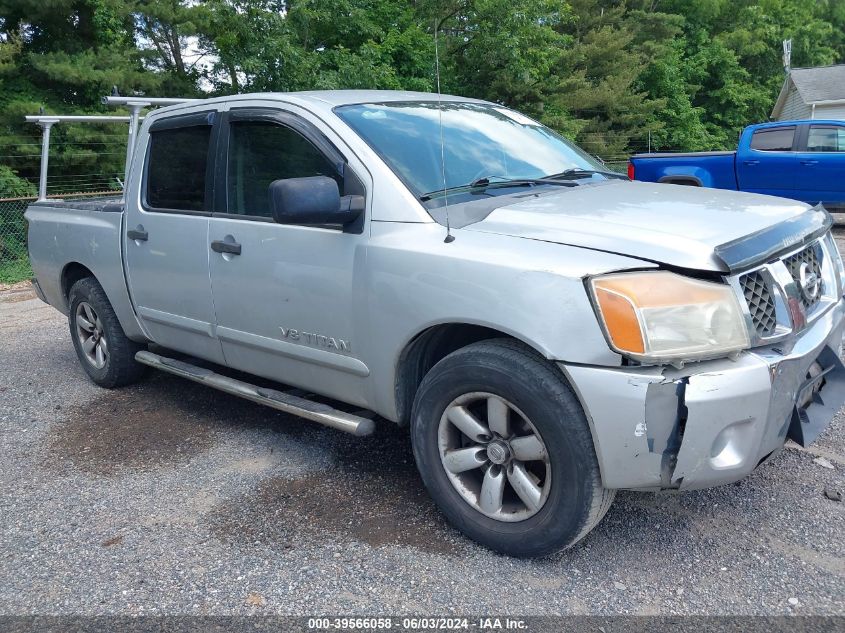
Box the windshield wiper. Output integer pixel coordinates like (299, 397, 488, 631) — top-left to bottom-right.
(549, 168, 627, 180)
(420, 176, 577, 202)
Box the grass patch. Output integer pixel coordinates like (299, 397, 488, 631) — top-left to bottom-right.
(0, 258, 32, 284)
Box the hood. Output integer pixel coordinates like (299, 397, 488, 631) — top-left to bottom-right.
(458, 181, 817, 272)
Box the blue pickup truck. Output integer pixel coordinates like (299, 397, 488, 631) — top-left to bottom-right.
(629, 120, 845, 210)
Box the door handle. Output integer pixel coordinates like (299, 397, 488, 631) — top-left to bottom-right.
(743, 160, 760, 166)
(801, 160, 819, 165)
(211, 240, 242, 255)
(127, 228, 148, 241)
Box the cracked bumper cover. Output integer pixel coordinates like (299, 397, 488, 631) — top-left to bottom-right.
(562, 298, 845, 491)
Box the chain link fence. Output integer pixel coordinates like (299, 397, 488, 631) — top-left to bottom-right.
(0, 196, 34, 284)
(601, 161, 628, 175)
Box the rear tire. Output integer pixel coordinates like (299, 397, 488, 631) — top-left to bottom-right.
(411, 339, 614, 557)
(68, 277, 146, 388)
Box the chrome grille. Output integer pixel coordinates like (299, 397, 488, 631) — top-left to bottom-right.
(784, 245, 822, 310)
(740, 271, 777, 337)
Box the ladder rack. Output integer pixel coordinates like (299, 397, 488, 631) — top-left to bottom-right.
(25, 95, 199, 202)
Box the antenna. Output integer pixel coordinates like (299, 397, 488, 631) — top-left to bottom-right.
(434, 19, 454, 243)
(782, 39, 792, 74)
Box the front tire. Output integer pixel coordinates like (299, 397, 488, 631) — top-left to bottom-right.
(411, 339, 614, 557)
(68, 277, 146, 388)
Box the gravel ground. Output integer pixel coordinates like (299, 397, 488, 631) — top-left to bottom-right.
(1, 242, 844, 618)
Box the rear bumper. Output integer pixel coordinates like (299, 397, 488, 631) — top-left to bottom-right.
(563, 297, 845, 491)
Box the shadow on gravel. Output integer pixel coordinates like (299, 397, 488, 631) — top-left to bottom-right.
(46, 373, 311, 476)
(207, 422, 463, 556)
(48, 367, 814, 561)
(47, 371, 461, 554)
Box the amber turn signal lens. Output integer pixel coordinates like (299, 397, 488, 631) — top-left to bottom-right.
(592, 286, 645, 354)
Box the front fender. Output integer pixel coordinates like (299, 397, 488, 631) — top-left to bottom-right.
(360, 222, 656, 420)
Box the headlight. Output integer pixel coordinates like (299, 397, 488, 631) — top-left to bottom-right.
(589, 271, 750, 363)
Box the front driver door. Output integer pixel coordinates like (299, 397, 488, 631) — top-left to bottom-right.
(207, 107, 371, 406)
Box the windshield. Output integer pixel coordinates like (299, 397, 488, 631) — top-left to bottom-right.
(335, 101, 608, 205)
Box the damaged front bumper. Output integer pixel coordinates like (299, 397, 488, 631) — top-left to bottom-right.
(563, 297, 845, 491)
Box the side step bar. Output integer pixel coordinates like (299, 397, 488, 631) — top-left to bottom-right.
(135, 350, 375, 436)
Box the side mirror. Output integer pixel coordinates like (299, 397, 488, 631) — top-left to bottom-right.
(268, 176, 363, 226)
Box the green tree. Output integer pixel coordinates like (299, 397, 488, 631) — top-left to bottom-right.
(0, 0, 162, 190)
(541, 1, 678, 156)
(2, 0, 845, 193)
(661, 0, 843, 148)
(425, 0, 569, 117)
(133, 0, 207, 96)
(196, 0, 435, 93)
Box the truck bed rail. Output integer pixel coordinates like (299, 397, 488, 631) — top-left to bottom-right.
(25, 95, 198, 203)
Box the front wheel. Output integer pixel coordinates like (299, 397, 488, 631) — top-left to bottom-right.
(68, 277, 146, 388)
(411, 339, 614, 557)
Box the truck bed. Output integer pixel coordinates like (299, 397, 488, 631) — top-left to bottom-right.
(25, 194, 145, 341)
(632, 151, 735, 159)
(629, 151, 738, 190)
(27, 195, 124, 213)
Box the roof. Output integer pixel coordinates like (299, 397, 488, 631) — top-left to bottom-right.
(289, 89, 486, 106)
(145, 89, 488, 121)
(789, 65, 845, 103)
(198, 89, 483, 108)
(772, 64, 845, 118)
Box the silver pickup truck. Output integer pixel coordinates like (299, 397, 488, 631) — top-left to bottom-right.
(26, 90, 845, 557)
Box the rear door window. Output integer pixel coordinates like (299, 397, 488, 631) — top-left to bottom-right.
(146, 125, 212, 211)
(750, 127, 795, 152)
(807, 125, 845, 152)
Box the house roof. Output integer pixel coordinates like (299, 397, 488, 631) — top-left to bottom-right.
(771, 64, 845, 118)
(790, 65, 845, 102)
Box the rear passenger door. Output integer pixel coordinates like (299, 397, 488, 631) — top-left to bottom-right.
(207, 107, 371, 406)
(736, 125, 798, 199)
(123, 110, 226, 364)
(793, 123, 845, 207)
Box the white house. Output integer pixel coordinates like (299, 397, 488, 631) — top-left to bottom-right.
(771, 64, 845, 121)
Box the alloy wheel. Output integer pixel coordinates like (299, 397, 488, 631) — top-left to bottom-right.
(75, 301, 108, 369)
(437, 392, 551, 522)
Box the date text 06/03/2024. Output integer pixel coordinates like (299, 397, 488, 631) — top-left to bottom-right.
(306, 617, 528, 630)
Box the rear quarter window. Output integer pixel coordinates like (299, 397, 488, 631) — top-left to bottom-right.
(750, 127, 795, 152)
